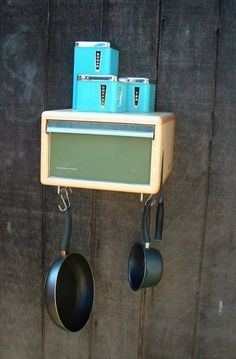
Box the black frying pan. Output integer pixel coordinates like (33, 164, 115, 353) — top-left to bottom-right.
(44, 200, 94, 332)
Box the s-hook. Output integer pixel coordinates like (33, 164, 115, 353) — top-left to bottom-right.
(57, 186, 72, 211)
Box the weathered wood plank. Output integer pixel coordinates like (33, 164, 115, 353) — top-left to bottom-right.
(90, 192, 143, 359)
(194, 118, 236, 359)
(0, 208, 43, 359)
(102, 0, 160, 79)
(0, 20, 46, 209)
(0, 1, 47, 32)
(0, 2, 47, 356)
(90, 1, 160, 358)
(43, 1, 103, 358)
(46, 0, 103, 110)
(142, 1, 219, 358)
(194, 1, 236, 358)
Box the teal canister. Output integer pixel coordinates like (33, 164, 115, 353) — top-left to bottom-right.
(72, 41, 119, 109)
(74, 41, 119, 75)
(123, 77, 156, 112)
(75, 75, 127, 112)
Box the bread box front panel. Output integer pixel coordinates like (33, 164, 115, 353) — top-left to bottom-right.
(41, 110, 175, 194)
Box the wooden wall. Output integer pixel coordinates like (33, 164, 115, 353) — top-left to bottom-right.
(1, 1, 236, 358)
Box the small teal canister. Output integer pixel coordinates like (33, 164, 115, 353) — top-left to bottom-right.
(123, 77, 156, 112)
(74, 75, 127, 113)
(73, 42, 119, 108)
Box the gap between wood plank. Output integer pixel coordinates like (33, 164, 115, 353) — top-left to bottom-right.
(137, 2, 162, 358)
(191, 1, 223, 358)
(156, 0, 163, 82)
(88, 190, 97, 359)
(138, 290, 147, 359)
(42, 1, 51, 358)
(89, 3, 104, 357)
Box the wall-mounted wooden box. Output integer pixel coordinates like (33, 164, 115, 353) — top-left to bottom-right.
(41, 110, 175, 194)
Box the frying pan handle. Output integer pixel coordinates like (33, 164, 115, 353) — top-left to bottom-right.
(60, 206, 72, 253)
(142, 199, 152, 244)
(154, 194, 164, 241)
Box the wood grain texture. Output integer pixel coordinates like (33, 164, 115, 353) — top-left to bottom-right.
(142, 1, 220, 358)
(89, 192, 143, 359)
(0, 208, 43, 359)
(194, 1, 236, 358)
(0, 26, 45, 209)
(102, 0, 160, 79)
(0, 0, 48, 32)
(0, 2, 46, 357)
(46, 0, 103, 110)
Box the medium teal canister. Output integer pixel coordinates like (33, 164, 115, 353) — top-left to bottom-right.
(73, 42, 119, 109)
(75, 75, 127, 112)
(122, 77, 156, 112)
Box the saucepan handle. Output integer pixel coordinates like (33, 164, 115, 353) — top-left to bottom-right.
(154, 194, 164, 241)
(60, 206, 72, 253)
(142, 198, 152, 244)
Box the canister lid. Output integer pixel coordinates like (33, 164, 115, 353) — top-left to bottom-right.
(125, 77, 155, 84)
(77, 74, 118, 82)
(75, 41, 113, 48)
(119, 77, 129, 83)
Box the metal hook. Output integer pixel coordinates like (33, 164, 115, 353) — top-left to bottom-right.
(145, 194, 156, 207)
(57, 186, 72, 196)
(144, 152, 165, 207)
(57, 187, 72, 211)
(145, 194, 152, 206)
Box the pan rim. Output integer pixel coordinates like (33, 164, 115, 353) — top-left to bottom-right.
(45, 252, 94, 332)
(128, 242, 147, 291)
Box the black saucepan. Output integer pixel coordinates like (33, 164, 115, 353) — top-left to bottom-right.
(44, 200, 94, 332)
(128, 196, 164, 291)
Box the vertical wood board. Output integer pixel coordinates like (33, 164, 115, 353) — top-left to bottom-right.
(0, 2, 47, 358)
(142, 1, 219, 358)
(194, 1, 236, 358)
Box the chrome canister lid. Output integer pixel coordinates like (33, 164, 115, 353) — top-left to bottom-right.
(125, 77, 154, 84)
(77, 75, 118, 82)
(75, 41, 112, 48)
(119, 77, 129, 83)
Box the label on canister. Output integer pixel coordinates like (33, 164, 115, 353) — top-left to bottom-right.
(100, 84, 107, 107)
(134, 87, 140, 107)
(95, 51, 101, 71)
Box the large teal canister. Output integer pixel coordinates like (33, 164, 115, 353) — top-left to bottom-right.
(122, 77, 156, 112)
(73, 41, 119, 109)
(75, 75, 127, 112)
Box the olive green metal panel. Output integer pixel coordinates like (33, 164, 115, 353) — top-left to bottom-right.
(49, 133, 152, 184)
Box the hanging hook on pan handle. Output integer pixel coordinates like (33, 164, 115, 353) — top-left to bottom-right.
(142, 196, 153, 247)
(57, 187, 72, 211)
(57, 187, 72, 255)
